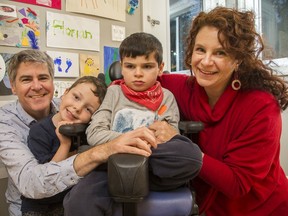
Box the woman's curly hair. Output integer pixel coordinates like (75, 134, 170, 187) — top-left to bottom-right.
(185, 7, 288, 110)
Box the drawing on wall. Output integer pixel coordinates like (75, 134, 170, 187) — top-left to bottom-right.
(66, 0, 126, 22)
(0, 3, 17, 18)
(0, 53, 13, 96)
(46, 51, 79, 78)
(46, 11, 100, 51)
(0, 6, 40, 49)
(104, 46, 120, 84)
(79, 53, 100, 77)
(53, 80, 75, 98)
(127, 0, 139, 15)
(12, 0, 61, 10)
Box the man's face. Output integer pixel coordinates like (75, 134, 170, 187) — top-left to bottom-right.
(11, 62, 54, 120)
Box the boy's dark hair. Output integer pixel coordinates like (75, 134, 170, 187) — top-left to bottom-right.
(68, 76, 107, 104)
(119, 32, 163, 65)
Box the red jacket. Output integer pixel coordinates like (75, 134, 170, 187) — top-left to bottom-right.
(159, 74, 288, 216)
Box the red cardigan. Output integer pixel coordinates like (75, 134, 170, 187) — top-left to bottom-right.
(159, 74, 288, 215)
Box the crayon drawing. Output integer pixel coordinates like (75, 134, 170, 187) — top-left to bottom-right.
(104, 46, 120, 84)
(66, 0, 125, 22)
(46, 11, 100, 51)
(79, 54, 100, 77)
(46, 51, 79, 78)
(0, 7, 40, 49)
(53, 80, 75, 98)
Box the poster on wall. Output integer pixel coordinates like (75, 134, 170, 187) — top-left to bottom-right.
(66, 0, 126, 22)
(12, 0, 61, 10)
(79, 54, 100, 77)
(104, 46, 120, 84)
(46, 11, 100, 51)
(46, 51, 79, 78)
(0, 53, 13, 96)
(0, 6, 40, 49)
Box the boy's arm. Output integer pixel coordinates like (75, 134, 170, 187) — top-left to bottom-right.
(159, 89, 180, 132)
(52, 121, 73, 162)
(86, 86, 122, 146)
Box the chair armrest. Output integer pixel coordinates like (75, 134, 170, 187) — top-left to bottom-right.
(179, 121, 204, 134)
(108, 153, 149, 203)
(59, 123, 88, 151)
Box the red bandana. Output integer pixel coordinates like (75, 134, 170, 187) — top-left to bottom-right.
(112, 79, 163, 111)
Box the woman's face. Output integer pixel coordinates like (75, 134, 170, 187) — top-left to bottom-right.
(191, 26, 238, 96)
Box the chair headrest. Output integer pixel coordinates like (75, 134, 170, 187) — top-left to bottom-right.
(109, 61, 123, 81)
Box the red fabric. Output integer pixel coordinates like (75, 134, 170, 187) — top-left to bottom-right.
(159, 74, 288, 216)
(112, 79, 163, 111)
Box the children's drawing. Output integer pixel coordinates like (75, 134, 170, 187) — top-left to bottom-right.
(79, 53, 100, 77)
(46, 11, 100, 51)
(53, 80, 75, 98)
(46, 51, 79, 78)
(12, 0, 61, 10)
(127, 0, 139, 15)
(0, 6, 40, 48)
(0, 53, 13, 96)
(66, 0, 126, 22)
(104, 46, 120, 85)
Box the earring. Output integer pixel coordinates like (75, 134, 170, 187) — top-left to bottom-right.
(231, 65, 241, 91)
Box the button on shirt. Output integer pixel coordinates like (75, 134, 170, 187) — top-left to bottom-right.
(0, 99, 81, 216)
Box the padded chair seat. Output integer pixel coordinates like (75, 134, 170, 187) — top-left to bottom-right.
(112, 187, 194, 216)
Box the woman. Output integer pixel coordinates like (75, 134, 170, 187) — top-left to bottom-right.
(150, 6, 288, 215)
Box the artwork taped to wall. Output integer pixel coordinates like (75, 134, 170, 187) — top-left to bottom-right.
(104, 46, 120, 85)
(12, 0, 61, 10)
(79, 54, 100, 77)
(66, 0, 126, 22)
(53, 80, 75, 98)
(0, 53, 13, 96)
(46, 11, 100, 51)
(0, 6, 40, 49)
(46, 51, 79, 78)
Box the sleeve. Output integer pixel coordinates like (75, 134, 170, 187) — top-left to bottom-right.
(159, 89, 180, 132)
(0, 112, 81, 199)
(86, 86, 122, 146)
(199, 96, 282, 199)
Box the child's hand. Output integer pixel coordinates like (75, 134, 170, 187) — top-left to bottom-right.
(55, 121, 73, 146)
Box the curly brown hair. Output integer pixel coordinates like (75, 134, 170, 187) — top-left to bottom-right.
(185, 7, 288, 110)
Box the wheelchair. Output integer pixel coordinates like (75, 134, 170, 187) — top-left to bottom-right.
(59, 62, 203, 216)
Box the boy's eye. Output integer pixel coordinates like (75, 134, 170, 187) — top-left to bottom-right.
(125, 64, 135, 69)
(143, 65, 153, 69)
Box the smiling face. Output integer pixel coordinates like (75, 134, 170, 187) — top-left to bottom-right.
(11, 62, 54, 120)
(191, 26, 238, 97)
(59, 83, 100, 124)
(121, 53, 164, 92)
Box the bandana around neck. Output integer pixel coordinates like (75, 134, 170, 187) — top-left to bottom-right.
(112, 79, 163, 111)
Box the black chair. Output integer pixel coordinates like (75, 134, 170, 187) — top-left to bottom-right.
(59, 62, 203, 215)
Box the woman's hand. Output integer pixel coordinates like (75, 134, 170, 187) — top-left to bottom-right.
(149, 120, 179, 144)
